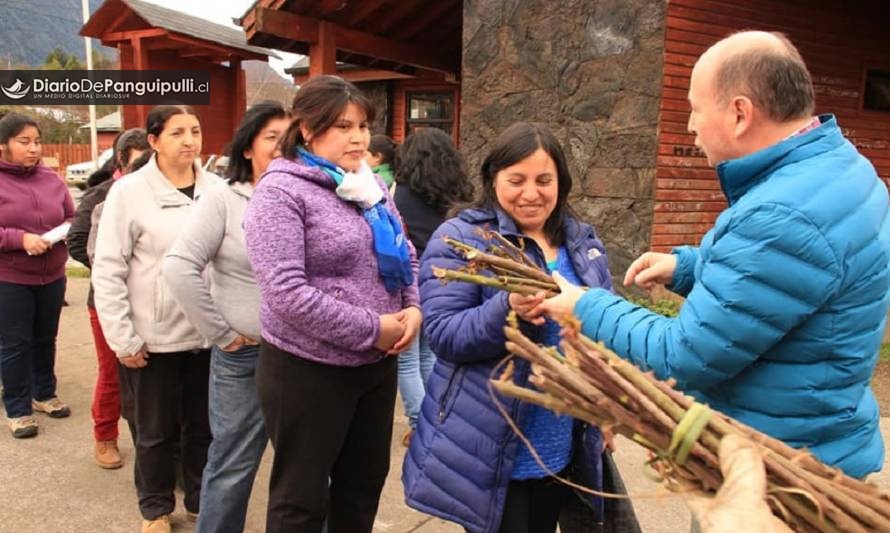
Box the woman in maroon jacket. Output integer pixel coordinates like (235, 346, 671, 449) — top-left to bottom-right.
(0, 112, 75, 438)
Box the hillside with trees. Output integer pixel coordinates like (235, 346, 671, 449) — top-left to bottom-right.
(0, 0, 106, 68)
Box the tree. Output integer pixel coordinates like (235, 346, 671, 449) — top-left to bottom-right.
(0, 105, 87, 144)
(42, 47, 84, 70)
(41, 45, 116, 71)
(92, 49, 117, 70)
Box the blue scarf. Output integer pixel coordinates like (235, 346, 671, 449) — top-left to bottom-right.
(298, 147, 414, 293)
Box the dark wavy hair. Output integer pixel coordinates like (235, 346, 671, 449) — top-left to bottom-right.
(368, 134, 396, 165)
(86, 158, 115, 188)
(86, 128, 149, 188)
(128, 149, 153, 173)
(280, 75, 375, 159)
(395, 128, 473, 212)
(116, 128, 150, 170)
(470, 122, 575, 246)
(225, 101, 289, 184)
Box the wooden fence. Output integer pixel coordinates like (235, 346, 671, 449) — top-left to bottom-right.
(42, 144, 92, 174)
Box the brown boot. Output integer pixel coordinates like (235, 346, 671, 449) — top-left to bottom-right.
(141, 515, 171, 533)
(95, 440, 123, 469)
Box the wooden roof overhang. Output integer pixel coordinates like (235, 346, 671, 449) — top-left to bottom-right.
(239, 0, 462, 79)
(82, 0, 274, 65)
(284, 57, 414, 83)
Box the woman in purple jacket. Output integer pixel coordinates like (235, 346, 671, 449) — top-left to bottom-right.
(0, 112, 75, 438)
(243, 75, 421, 533)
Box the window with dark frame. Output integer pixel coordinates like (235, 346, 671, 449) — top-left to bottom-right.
(405, 92, 454, 135)
(864, 69, 890, 112)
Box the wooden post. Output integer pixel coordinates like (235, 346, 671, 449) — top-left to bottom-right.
(308, 21, 336, 77)
(131, 36, 149, 128)
(232, 58, 246, 122)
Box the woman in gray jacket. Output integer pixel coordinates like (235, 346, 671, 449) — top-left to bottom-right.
(92, 104, 221, 533)
(163, 102, 291, 533)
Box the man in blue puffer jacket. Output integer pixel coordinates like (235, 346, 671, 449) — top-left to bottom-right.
(542, 31, 889, 479)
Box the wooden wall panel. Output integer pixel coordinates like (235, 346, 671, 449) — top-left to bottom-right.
(652, 0, 890, 251)
(118, 49, 243, 158)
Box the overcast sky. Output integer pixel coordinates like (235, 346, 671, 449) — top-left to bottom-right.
(143, 0, 302, 77)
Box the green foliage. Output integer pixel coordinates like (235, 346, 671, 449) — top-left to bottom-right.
(880, 343, 890, 362)
(43, 47, 84, 70)
(41, 117, 88, 144)
(627, 296, 681, 318)
(0, 105, 87, 144)
(91, 49, 116, 70)
(42, 46, 114, 71)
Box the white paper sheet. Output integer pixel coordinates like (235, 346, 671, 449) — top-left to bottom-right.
(41, 222, 71, 246)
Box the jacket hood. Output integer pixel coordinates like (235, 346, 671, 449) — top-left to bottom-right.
(264, 156, 337, 190)
(0, 158, 45, 178)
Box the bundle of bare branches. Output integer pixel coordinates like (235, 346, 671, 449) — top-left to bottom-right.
(431, 229, 559, 296)
(491, 315, 890, 532)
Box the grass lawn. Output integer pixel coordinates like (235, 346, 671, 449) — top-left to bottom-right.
(66, 265, 90, 278)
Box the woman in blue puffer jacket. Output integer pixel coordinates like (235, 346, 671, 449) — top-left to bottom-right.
(402, 122, 624, 533)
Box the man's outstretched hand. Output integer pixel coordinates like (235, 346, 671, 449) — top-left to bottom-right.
(623, 252, 677, 290)
(535, 272, 587, 320)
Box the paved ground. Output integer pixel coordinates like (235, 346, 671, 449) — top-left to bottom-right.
(0, 277, 887, 532)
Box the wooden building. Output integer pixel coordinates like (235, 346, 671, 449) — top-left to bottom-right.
(652, 0, 890, 250)
(240, 0, 462, 145)
(285, 58, 460, 144)
(240, 0, 890, 268)
(79, 110, 122, 151)
(81, 0, 276, 156)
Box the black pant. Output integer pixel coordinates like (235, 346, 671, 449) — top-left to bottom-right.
(257, 341, 397, 533)
(0, 278, 66, 418)
(117, 362, 137, 442)
(125, 350, 211, 520)
(495, 475, 572, 533)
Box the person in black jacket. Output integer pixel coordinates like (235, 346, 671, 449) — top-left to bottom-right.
(67, 128, 149, 469)
(392, 127, 473, 445)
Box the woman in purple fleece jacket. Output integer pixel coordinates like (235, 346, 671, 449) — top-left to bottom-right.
(0, 112, 75, 439)
(243, 75, 421, 533)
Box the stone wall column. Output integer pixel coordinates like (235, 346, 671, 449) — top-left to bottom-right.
(460, 0, 666, 277)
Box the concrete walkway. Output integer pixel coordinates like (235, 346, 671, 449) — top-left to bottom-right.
(0, 278, 886, 532)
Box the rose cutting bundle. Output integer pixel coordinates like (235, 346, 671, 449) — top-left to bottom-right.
(490, 315, 890, 533)
(431, 228, 559, 296)
(433, 229, 890, 531)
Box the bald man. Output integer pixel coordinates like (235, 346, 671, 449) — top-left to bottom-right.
(540, 31, 889, 478)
